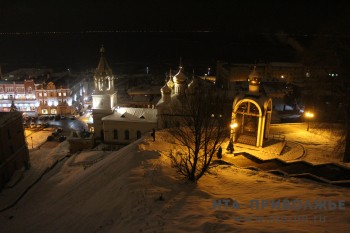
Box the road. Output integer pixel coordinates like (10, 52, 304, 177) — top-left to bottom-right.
(24, 114, 89, 149)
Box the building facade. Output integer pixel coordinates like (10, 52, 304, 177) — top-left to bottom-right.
(0, 112, 30, 190)
(0, 79, 73, 115)
(0, 79, 37, 112)
(35, 82, 73, 115)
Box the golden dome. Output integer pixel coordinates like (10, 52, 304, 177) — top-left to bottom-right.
(248, 66, 261, 86)
(173, 67, 187, 84)
(161, 83, 171, 94)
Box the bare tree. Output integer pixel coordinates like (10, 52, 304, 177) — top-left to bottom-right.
(165, 87, 230, 181)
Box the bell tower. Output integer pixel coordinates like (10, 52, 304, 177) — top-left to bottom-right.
(90, 46, 117, 139)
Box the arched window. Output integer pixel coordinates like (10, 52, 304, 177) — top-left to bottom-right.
(113, 129, 118, 139)
(124, 130, 129, 140)
(136, 130, 141, 139)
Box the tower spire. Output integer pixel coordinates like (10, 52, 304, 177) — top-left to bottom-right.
(179, 57, 183, 69)
(100, 44, 105, 55)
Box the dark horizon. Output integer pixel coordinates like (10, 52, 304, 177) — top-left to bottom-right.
(1, 1, 350, 74)
(0, 31, 309, 74)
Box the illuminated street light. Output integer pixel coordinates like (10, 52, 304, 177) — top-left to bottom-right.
(305, 111, 314, 131)
(230, 121, 238, 146)
(230, 122, 238, 129)
(227, 123, 236, 154)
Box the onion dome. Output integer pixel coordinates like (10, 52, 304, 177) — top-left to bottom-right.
(248, 66, 260, 86)
(188, 71, 199, 91)
(173, 67, 187, 84)
(167, 68, 174, 89)
(161, 83, 171, 95)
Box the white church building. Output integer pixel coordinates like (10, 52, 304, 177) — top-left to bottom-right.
(88, 46, 158, 144)
(88, 46, 209, 144)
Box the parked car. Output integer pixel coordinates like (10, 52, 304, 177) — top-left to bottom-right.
(58, 136, 66, 142)
(70, 115, 76, 120)
(52, 131, 59, 137)
(56, 127, 63, 133)
(60, 115, 66, 119)
(47, 135, 54, 141)
(30, 122, 36, 128)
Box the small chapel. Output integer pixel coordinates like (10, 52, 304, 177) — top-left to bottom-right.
(231, 67, 272, 147)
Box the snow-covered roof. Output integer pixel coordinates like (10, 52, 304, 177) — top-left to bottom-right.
(102, 107, 158, 123)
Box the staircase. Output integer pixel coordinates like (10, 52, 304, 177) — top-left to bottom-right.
(237, 135, 257, 146)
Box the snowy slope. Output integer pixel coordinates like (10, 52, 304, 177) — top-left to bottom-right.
(0, 131, 349, 233)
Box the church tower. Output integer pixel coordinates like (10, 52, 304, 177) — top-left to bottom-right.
(91, 46, 117, 139)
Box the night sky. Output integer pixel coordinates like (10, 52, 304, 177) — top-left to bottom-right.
(0, 0, 350, 72)
(1, 0, 349, 33)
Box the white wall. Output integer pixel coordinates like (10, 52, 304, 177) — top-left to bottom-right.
(103, 120, 157, 144)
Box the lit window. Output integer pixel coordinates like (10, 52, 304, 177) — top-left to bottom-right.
(58, 92, 61, 96)
(39, 93, 42, 97)
(63, 92, 66, 96)
(44, 92, 47, 96)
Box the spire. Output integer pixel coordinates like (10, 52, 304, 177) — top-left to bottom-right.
(167, 68, 174, 89)
(10, 100, 17, 112)
(100, 44, 105, 54)
(96, 45, 112, 76)
(179, 57, 183, 69)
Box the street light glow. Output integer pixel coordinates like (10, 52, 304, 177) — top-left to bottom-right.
(230, 122, 238, 129)
(305, 112, 314, 118)
(305, 111, 314, 131)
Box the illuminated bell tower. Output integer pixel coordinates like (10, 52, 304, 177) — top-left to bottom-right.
(91, 46, 117, 139)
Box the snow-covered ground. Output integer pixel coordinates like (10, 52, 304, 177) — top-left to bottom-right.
(270, 123, 346, 164)
(0, 126, 349, 233)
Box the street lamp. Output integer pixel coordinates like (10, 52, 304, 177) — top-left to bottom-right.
(230, 122, 238, 140)
(305, 111, 314, 131)
(227, 122, 238, 154)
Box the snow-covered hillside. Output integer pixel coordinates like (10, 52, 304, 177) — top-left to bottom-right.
(0, 131, 349, 233)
